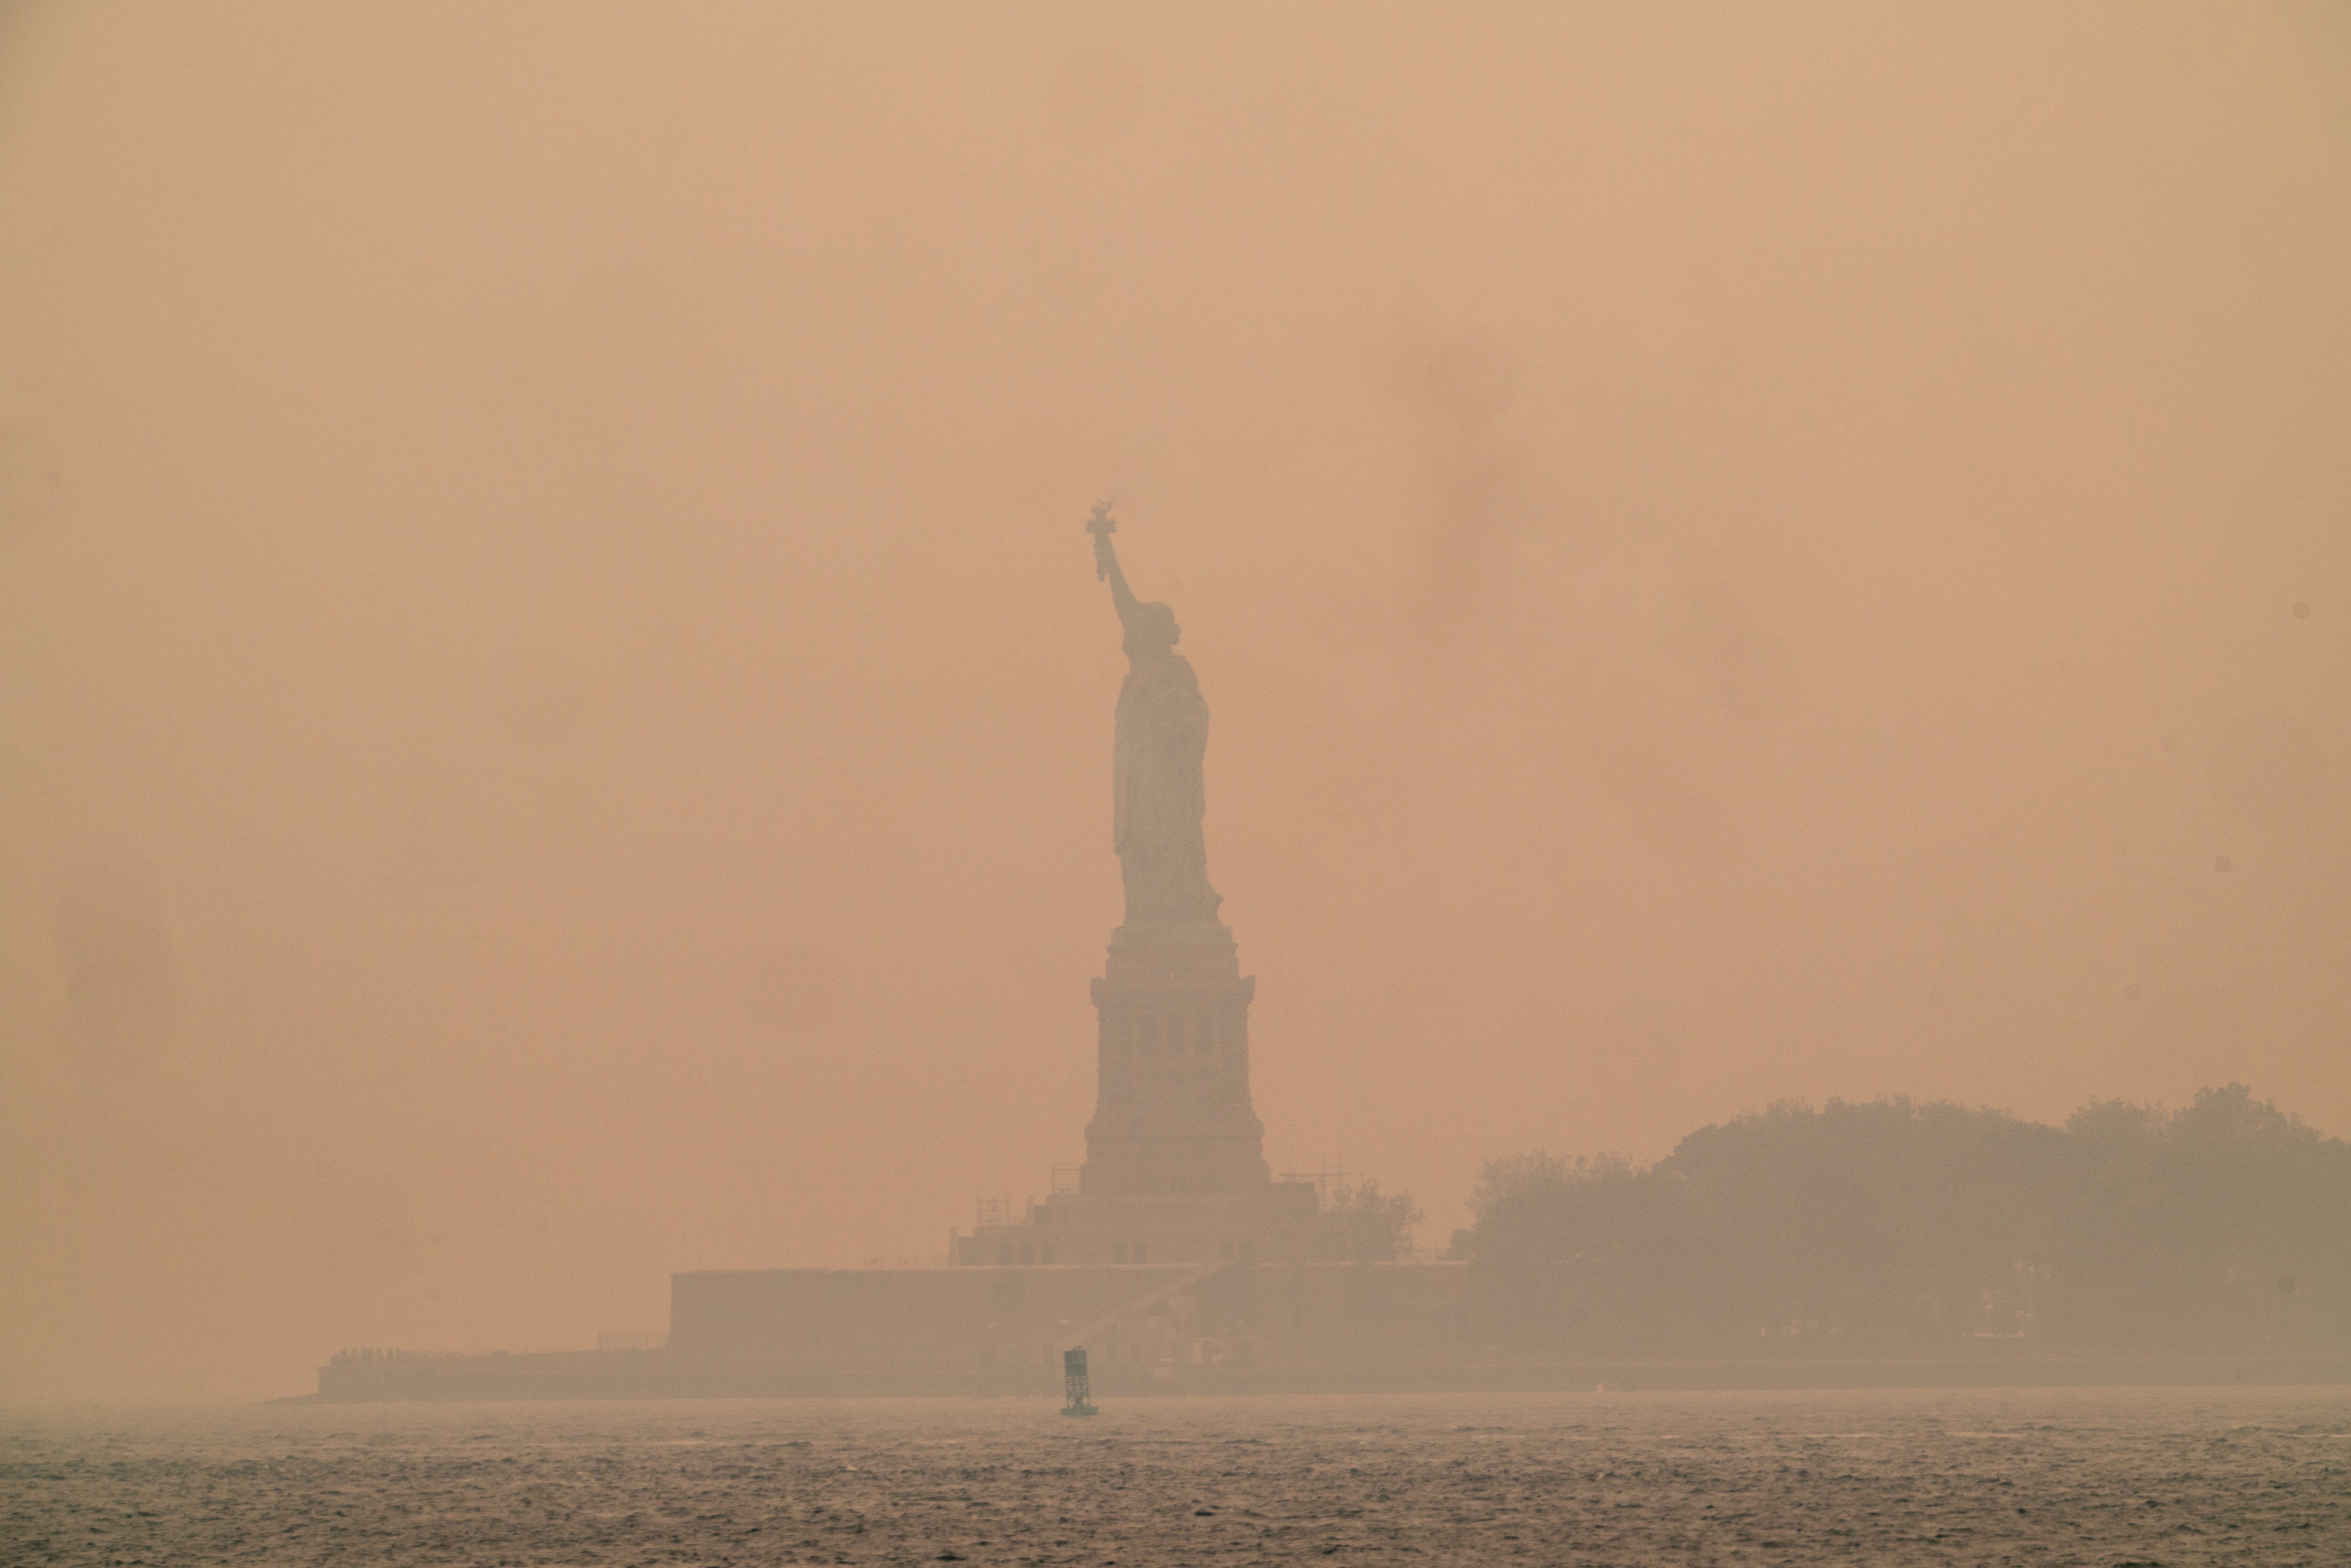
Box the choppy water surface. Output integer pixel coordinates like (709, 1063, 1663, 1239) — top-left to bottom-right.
(6, 1388, 2347, 1565)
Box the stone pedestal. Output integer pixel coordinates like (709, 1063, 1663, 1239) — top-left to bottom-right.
(955, 922, 1322, 1268)
(1081, 925, 1269, 1196)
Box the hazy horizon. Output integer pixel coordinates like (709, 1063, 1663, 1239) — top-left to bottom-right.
(2, 2, 2345, 1401)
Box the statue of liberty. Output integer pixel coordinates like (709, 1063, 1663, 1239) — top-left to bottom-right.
(1087, 504, 1224, 933)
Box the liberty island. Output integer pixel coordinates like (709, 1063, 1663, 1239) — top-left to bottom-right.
(299, 514, 2350, 1402)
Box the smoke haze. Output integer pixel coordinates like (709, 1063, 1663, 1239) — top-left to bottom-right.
(1, 2, 2345, 1398)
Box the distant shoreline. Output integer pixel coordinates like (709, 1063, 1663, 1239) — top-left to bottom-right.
(283, 1349, 2351, 1403)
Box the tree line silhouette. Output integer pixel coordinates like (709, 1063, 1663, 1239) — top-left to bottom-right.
(1448, 1085, 2349, 1355)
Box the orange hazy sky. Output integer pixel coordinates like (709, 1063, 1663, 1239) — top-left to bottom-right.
(2, 3, 2345, 1399)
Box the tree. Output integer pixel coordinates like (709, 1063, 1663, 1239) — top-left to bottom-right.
(1313, 1179, 1423, 1262)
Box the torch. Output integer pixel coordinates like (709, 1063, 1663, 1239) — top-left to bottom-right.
(1086, 501, 1116, 579)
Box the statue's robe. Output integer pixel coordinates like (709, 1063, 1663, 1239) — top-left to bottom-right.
(1112, 650, 1222, 928)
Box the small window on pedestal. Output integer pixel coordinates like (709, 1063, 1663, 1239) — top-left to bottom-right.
(1196, 1016, 1215, 1053)
(1113, 1244, 1128, 1264)
(1138, 1016, 1157, 1054)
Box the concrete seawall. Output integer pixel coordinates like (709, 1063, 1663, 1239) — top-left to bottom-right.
(303, 1261, 2351, 1401)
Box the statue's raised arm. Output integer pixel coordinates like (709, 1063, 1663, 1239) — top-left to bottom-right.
(1089, 503, 1178, 659)
(1087, 502, 1142, 628)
